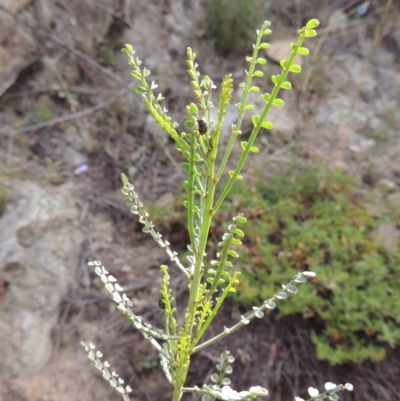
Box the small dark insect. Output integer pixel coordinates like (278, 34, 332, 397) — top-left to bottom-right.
(159, 297, 166, 309)
(197, 118, 208, 135)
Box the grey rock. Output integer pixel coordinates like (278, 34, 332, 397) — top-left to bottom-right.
(348, 132, 376, 151)
(62, 146, 88, 168)
(169, 33, 186, 56)
(327, 9, 348, 30)
(1, 0, 31, 12)
(0, 180, 83, 378)
(378, 224, 400, 249)
(344, 54, 377, 102)
(387, 192, 400, 209)
(317, 93, 380, 132)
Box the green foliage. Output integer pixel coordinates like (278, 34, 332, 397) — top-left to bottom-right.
(214, 163, 400, 365)
(205, 0, 267, 55)
(28, 101, 53, 125)
(96, 39, 116, 67)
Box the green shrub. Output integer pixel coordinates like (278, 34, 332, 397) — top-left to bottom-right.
(28, 101, 53, 125)
(215, 163, 400, 365)
(96, 39, 116, 67)
(206, 0, 267, 55)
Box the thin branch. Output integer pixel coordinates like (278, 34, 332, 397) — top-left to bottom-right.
(0, 83, 134, 135)
(193, 272, 314, 352)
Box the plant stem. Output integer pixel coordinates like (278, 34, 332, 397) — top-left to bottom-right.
(216, 22, 270, 181)
(214, 30, 307, 214)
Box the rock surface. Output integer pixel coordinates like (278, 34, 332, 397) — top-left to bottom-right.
(0, 180, 83, 377)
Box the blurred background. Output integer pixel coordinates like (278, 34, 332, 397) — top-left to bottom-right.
(0, 0, 399, 400)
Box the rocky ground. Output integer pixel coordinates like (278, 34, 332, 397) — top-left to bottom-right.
(0, 1, 400, 401)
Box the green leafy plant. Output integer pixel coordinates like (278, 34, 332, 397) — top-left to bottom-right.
(81, 19, 353, 401)
(213, 163, 400, 365)
(96, 39, 116, 67)
(205, 0, 267, 55)
(28, 100, 53, 125)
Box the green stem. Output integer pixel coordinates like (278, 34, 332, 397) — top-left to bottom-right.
(194, 272, 240, 346)
(214, 32, 307, 214)
(171, 130, 218, 401)
(216, 22, 270, 181)
(187, 134, 197, 254)
(187, 153, 216, 324)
